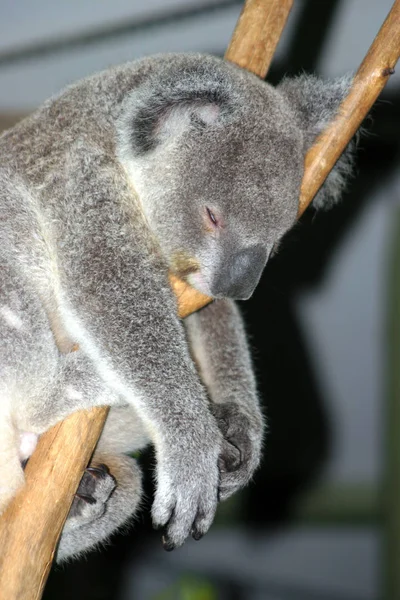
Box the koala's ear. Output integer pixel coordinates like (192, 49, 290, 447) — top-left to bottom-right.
(278, 74, 357, 209)
(122, 75, 230, 156)
(278, 73, 352, 147)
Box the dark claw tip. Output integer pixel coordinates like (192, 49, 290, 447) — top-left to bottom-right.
(191, 529, 204, 542)
(161, 535, 175, 552)
(75, 493, 96, 505)
(86, 464, 110, 478)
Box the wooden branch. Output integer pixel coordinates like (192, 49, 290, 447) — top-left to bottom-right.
(0, 0, 294, 597)
(298, 0, 400, 216)
(225, 0, 294, 79)
(0, 409, 108, 600)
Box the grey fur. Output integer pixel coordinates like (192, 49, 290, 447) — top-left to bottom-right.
(0, 53, 357, 560)
(278, 73, 356, 208)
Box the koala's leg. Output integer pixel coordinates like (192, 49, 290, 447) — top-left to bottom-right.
(56, 453, 142, 562)
(56, 405, 149, 562)
(185, 299, 264, 500)
(49, 151, 223, 550)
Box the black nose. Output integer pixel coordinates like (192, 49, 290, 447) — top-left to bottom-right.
(211, 245, 267, 300)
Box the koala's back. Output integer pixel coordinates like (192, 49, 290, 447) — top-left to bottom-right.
(0, 169, 59, 424)
(0, 55, 193, 428)
(0, 59, 149, 312)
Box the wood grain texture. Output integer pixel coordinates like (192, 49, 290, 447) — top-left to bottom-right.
(225, 0, 294, 79)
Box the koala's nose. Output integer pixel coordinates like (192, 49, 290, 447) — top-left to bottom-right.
(212, 245, 267, 300)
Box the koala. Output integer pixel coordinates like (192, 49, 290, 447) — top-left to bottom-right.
(0, 53, 356, 561)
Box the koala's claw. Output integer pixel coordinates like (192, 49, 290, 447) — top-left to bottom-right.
(68, 463, 116, 521)
(191, 527, 204, 541)
(152, 430, 221, 550)
(86, 464, 110, 478)
(160, 516, 207, 550)
(153, 482, 219, 549)
(161, 534, 175, 551)
(211, 402, 263, 501)
(75, 492, 96, 505)
(218, 442, 242, 473)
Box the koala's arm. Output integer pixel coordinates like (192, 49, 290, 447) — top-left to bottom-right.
(185, 299, 264, 500)
(52, 144, 223, 549)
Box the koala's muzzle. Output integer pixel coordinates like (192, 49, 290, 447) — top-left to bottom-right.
(212, 245, 267, 300)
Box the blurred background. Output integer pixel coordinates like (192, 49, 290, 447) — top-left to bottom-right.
(1, 1, 399, 598)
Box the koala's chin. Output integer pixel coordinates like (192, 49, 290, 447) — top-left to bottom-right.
(186, 271, 213, 297)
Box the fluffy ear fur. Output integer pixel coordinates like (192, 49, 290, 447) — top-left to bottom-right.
(120, 62, 236, 156)
(278, 74, 356, 209)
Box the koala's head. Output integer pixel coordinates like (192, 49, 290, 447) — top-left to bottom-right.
(118, 54, 353, 300)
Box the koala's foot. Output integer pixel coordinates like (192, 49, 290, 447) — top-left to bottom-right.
(67, 463, 116, 527)
(211, 402, 263, 501)
(151, 419, 222, 551)
(56, 454, 142, 562)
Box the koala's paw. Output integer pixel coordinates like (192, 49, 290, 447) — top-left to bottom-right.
(67, 464, 116, 527)
(211, 402, 263, 501)
(151, 426, 222, 551)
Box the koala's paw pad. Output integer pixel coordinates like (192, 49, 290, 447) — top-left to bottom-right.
(68, 463, 116, 522)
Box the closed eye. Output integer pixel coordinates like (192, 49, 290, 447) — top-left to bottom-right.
(206, 207, 218, 227)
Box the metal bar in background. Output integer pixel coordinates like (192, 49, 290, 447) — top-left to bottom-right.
(0, 0, 242, 67)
